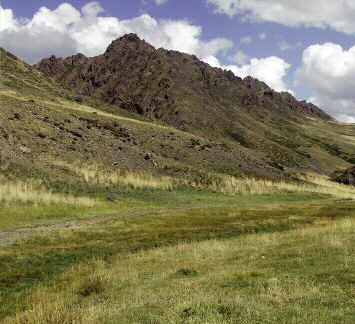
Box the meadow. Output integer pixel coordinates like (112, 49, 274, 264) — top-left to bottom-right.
(0, 169, 354, 323)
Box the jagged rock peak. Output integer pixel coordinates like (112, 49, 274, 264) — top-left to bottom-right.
(120, 33, 142, 42)
(105, 33, 154, 54)
(34, 33, 332, 122)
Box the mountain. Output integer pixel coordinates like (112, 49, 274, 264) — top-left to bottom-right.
(1, 37, 354, 183)
(36, 33, 330, 135)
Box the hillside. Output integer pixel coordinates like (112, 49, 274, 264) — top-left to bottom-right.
(0, 37, 354, 185)
(34, 34, 355, 177)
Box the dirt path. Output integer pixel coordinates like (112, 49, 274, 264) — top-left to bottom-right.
(0, 205, 214, 246)
(0, 218, 100, 246)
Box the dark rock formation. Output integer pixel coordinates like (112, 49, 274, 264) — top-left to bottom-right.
(333, 166, 355, 186)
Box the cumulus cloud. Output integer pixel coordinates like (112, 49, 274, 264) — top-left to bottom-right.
(0, 2, 232, 64)
(223, 56, 292, 92)
(0, 6, 18, 31)
(229, 49, 248, 65)
(295, 43, 355, 122)
(240, 36, 252, 44)
(206, 0, 355, 35)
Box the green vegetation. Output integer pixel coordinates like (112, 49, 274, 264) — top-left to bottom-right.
(1, 192, 354, 322)
(5, 217, 354, 324)
(0, 177, 354, 322)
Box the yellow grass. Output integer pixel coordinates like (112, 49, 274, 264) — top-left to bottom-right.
(0, 178, 94, 206)
(185, 172, 355, 199)
(55, 162, 174, 191)
(52, 160, 355, 199)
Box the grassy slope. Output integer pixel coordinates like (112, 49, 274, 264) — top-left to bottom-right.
(34, 41, 355, 174)
(0, 47, 269, 180)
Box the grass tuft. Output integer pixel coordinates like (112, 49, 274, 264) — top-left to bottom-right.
(174, 268, 198, 277)
(55, 161, 174, 191)
(0, 177, 94, 206)
(78, 275, 104, 297)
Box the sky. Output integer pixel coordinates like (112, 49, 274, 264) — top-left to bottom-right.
(1, 0, 355, 122)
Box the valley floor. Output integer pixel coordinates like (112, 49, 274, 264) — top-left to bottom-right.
(0, 189, 354, 323)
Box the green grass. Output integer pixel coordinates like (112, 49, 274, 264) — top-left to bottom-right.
(0, 188, 354, 321)
(0, 204, 91, 230)
(3, 213, 355, 323)
(0, 185, 338, 231)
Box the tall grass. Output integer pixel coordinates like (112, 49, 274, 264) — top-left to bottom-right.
(55, 162, 174, 190)
(50, 161, 355, 199)
(0, 178, 94, 206)
(183, 173, 355, 199)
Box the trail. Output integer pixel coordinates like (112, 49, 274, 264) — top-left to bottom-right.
(0, 199, 336, 246)
(0, 205, 227, 246)
(0, 218, 96, 246)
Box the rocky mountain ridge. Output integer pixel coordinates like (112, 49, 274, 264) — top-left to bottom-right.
(35, 33, 330, 135)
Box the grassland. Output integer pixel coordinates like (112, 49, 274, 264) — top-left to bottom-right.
(1, 160, 355, 324)
(0, 172, 355, 322)
(5, 217, 354, 324)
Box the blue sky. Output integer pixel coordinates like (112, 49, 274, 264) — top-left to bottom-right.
(1, 0, 355, 122)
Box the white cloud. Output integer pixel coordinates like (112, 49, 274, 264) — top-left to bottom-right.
(223, 56, 292, 93)
(0, 2, 231, 64)
(296, 43, 355, 122)
(0, 6, 18, 31)
(229, 49, 248, 65)
(259, 32, 267, 40)
(278, 40, 292, 52)
(207, 0, 355, 35)
(0, 4, 78, 63)
(153, 0, 169, 5)
(277, 39, 301, 52)
(240, 36, 252, 44)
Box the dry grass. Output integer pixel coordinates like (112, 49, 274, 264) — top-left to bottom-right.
(53, 160, 355, 199)
(0, 178, 94, 206)
(185, 172, 355, 199)
(5, 159, 353, 202)
(54, 161, 174, 191)
(52, 160, 355, 199)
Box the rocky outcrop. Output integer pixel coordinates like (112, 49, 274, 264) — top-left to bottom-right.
(333, 166, 355, 186)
